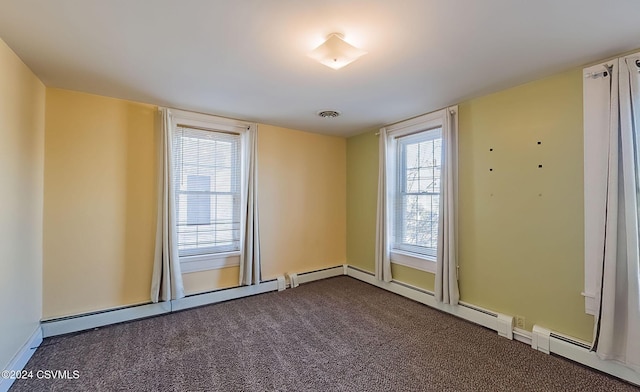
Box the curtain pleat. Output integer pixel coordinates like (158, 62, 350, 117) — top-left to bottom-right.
(151, 108, 185, 302)
(375, 128, 392, 282)
(434, 108, 460, 304)
(239, 126, 261, 286)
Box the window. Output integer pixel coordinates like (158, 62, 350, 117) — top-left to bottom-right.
(383, 109, 451, 274)
(394, 128, 442, 260)
(168, 109, 253, 273)
(174, 126, 241, 257)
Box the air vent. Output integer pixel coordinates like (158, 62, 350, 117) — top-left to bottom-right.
(317, 110, 341, 118)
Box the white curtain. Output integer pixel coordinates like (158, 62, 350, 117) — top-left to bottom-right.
(151, 108, 185, 302)
(435, 108, 460, 304)
(239, 125, 261, 286)
(592, 55, 640, 372)
(375, 128, 392, 282)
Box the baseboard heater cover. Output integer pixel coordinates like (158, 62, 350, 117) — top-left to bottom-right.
(40, 266, 345, 338)
(33, 263, 640, 387)
(345, 266, 508, 337)
(344, 265, 639, 386)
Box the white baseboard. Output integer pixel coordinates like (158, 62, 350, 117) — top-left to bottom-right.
(531, 325, 552, 354)
(32, 263, 640, 387)
(513, 327, 533, 345)
(345, 265, 640, 387)
(550, 335, 640, 386)
(42, 302, 171, 338)
(295, 266, 345, 285)
(41, 266, 343, 338)
(172, 280, 278, 311)
(345, 266, 505, 334)
(0, 327, 43, 392)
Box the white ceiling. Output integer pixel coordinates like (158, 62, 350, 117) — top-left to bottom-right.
(1, 1, 639, 136)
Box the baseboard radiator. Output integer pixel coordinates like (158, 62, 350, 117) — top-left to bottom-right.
(345, 265, 640, 387)
(26, 263, 640, 387)
(40, 265, 346, 338)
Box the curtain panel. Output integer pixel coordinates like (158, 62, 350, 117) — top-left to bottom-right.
(589, 54, 640, 372)
(151, 108, 185, 302)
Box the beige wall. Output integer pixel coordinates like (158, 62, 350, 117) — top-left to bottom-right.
(43, 89, 157, 318)
(346, 68, 593, 342)
(258, 124, 346, 280)
(0, 39, 45, 370)
(183, 267, 239, 296)
(42, 91, 347, 312)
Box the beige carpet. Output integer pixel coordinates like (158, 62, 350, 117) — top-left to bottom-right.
(11, 276, 639, 391)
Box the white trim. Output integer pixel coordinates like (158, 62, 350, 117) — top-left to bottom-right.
(287, 273, 300, 288)
(40, 300, 152, 322)
(581, 291, 598, 316)
(513, 327, 533, 345)
(41, 265, 343, 338)
(29, 263, 640, 386)
(180, 252, 240, 274)
(346, 265, 639, 386)
(0, 327, 43, 392)
(391, 251, 437, 273)
(496, 314, 514, 340)
(385, 108, 449, 137)
(296, 266, 345, 284)
(41, 302, 171, 338)
(550, 335, 640, 386)
(172, 281, 278, 311)
(532, 325, 551, 354)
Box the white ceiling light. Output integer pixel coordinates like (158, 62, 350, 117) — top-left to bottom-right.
(308, 33, 367, 70)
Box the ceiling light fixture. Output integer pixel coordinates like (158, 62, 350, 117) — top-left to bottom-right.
(308, 33, 367, 70)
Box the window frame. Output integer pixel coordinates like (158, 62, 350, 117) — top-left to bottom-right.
(169, 109, 254, 272)
(384, 109, 449, 274)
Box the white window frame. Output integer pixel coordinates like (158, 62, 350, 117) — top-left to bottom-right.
(170, 109, 254, 272)
(385, 109, 448, 274)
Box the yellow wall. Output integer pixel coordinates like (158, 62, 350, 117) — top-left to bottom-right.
(346, 130, 436, 292)
(43, 89, 157, 318)
(183, 267, 239, 295)
(42, 91, 347, 313)
(346, 130, 378, 272)
(458, 69, 592, 341)
(0, 38, 45, 370)
(258, 124, 346, 279)
(346, 69, 593, 342)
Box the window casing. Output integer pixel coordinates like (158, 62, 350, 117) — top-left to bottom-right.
(168, 109, 253, 273)
(384, 110, 449, 273)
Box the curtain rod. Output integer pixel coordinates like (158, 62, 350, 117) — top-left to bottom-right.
(374, 108, 457, 136)
(176, 124, 241, 136)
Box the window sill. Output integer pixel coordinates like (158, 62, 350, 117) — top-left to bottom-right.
(390, 250, 436, 273)
(180, 251, 240, 274)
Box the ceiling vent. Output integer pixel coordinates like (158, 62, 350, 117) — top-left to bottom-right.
(317, 110, 341, 118)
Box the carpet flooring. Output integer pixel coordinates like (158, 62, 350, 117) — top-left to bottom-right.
(11, 276, 639, 391)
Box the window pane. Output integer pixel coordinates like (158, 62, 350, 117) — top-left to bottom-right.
(174, 126, 241, 255)
(394, 127, 442, 257)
